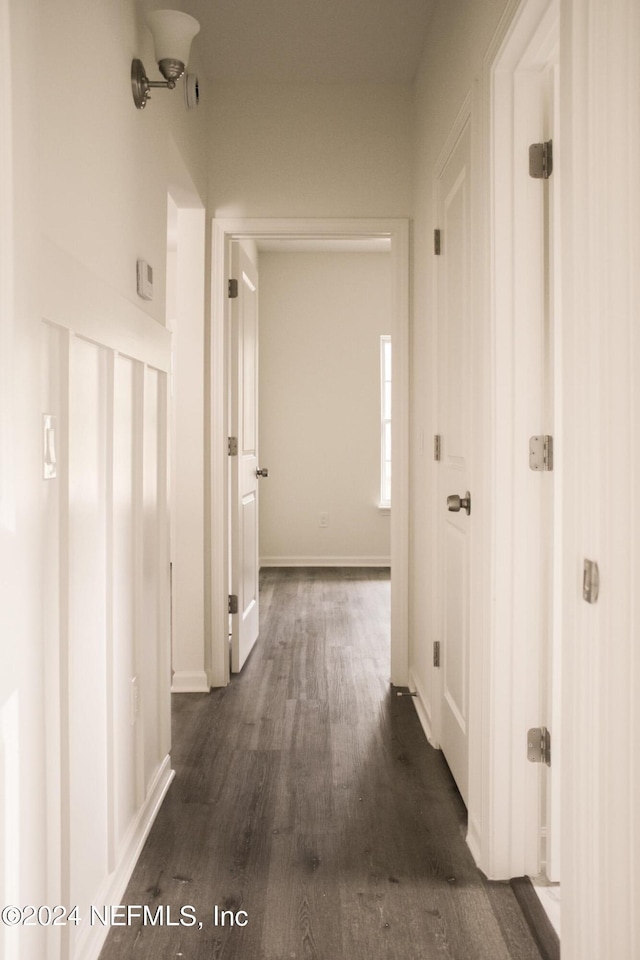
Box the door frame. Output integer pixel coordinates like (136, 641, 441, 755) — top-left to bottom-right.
(207, 217, 410, 689)
(486, 0, 561, 879)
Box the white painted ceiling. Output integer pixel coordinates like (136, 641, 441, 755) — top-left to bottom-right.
(141, 0, 435, 83)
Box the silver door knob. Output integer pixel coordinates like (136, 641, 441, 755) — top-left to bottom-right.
(256, 468, 269, 478)
(447, 491, 471, 515)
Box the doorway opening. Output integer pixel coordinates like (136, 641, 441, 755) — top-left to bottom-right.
(208, 219, 410, 691)
(257, 239, 393, 569)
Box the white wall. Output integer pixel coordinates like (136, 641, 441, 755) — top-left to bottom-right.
(208, 83, 413, 217)
(2, 2, 209, 959)
(167, 201, 208, 693)
(258, 251, 391, 566)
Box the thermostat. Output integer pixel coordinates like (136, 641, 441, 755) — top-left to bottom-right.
(136, 259, 153, 301)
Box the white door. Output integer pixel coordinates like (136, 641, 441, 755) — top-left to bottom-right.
(437, 119, 472, 806)
(229, 242, 261, 672)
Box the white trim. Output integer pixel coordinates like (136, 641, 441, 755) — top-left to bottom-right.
(73, 758, 174, 960)
(409, 664, 435, 745)
(260, 556, 391, 569)
(483, 0, 561, 882)
(209, 218, 410, 688)
(40, 240, 171, 373)
(170, 670, 210, 693)
(380, 334, 392, 507)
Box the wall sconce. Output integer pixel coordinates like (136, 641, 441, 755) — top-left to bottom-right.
(132, 9, 200, 110)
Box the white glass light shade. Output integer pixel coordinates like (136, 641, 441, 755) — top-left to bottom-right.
(146, 10, 200, 68)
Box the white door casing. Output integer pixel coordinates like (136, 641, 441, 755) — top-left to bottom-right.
(435, 115, 473, 807)
(208, 219, 410, 690)
(539, 51, 561, 885)
(229, 242, 261, 673)
(488, 0, 561, 881)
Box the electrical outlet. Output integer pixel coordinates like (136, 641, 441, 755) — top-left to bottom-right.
(319, 512, 329, 528)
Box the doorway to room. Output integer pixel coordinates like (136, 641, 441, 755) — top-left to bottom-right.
(208, 219, 410, 691)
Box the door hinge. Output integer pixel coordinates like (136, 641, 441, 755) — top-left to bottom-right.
(434, 434, 441, 461)
(433, 640, 440, 668)
(529, 139, 553, 179)
(434, 229, 441, 256)
(529, 435, 554, 471)
(228, 594, 238, 615)
(228, 278, 239, 299)
(527, 726, 551, 766)
(228, 436, 238, 456)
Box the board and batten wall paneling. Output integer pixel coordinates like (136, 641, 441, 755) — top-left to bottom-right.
(5, 0, 206, 954)
(113, 355, 137, 856)
(258, 251, 391, 567)
(68, 336, 109, 918)
(41, 314, 173, 960)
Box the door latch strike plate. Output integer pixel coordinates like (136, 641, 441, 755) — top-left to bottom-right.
(228, 594, 238, 615)
(433, 640, 440, 668)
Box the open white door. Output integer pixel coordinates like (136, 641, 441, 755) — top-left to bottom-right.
(229, 242, 261, 672)
(436, 117, 472, 806)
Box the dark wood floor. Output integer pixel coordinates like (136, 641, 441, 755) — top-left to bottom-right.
(99, 567, 544, 960)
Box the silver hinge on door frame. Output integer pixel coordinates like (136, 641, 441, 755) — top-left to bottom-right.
(228, 278, 239, 299)
(433, 641, 440, 668)
(228, 436, 238, 456)
(527, 727, 551, 766)
(434, 229, 441, 256)
(434, 435, 441, 461)
(228, 594, 238, 615)
(529, 435, 554, 471)
(529, 140, 553, 179)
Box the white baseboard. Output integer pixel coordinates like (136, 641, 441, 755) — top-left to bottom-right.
(171, 670, 210, 693)
(78, 756, 175, 960)
(409, 665, 437, 747)
(260, 555, 391, 568)
(466, 812, 482, 867)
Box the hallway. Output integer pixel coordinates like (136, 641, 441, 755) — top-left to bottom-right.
(98, 569, 543, 960)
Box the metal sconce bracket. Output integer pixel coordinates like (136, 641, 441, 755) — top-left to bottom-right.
(131, 58, 183, 110)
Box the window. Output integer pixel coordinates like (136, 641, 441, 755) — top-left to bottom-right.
(380, 336, 392, 507)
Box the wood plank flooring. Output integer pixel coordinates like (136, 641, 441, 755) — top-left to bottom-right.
(98, 567, 544, 960)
